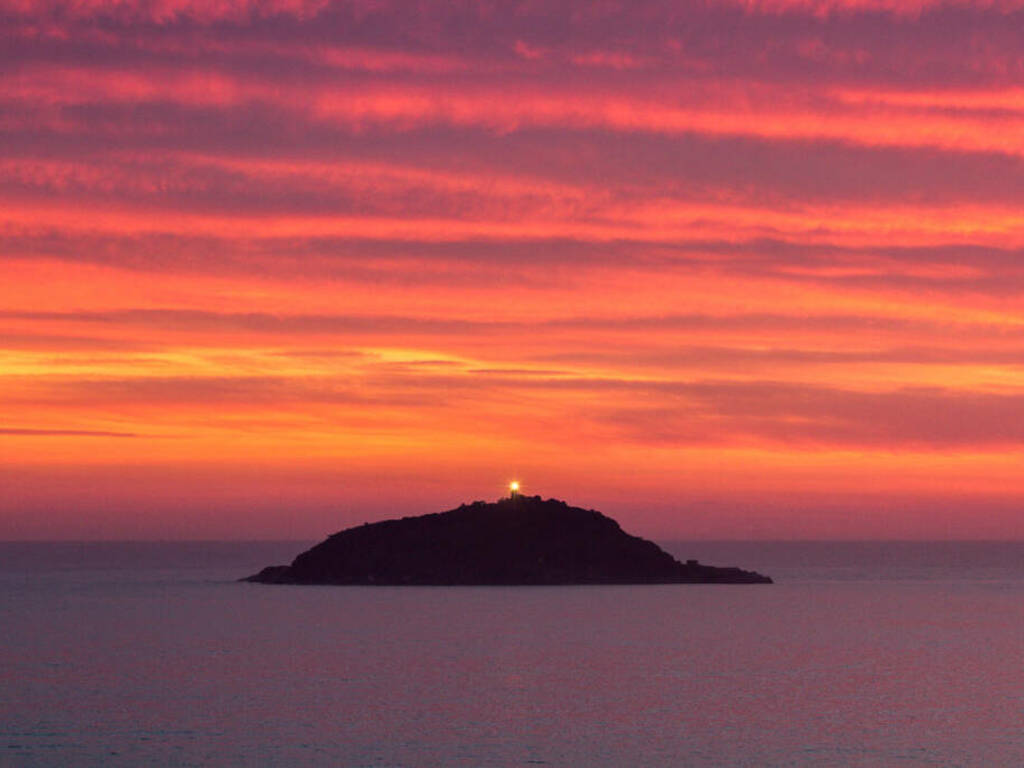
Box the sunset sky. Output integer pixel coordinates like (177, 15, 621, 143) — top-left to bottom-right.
(3, 0, 1024, 540)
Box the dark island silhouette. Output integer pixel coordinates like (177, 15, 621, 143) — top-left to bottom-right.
(243, 495, 772, 585)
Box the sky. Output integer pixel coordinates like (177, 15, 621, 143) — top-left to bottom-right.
(3, 0, 1024, 540)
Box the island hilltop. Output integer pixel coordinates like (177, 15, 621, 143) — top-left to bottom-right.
(244, 494, 772, 585)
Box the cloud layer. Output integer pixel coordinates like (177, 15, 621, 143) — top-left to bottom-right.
(3, 0, 1024, 538)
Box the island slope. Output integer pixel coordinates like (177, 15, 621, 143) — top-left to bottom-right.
(243, 496, 772, 585)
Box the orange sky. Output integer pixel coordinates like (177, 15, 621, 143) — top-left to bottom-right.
(3, 0, 1024, 539)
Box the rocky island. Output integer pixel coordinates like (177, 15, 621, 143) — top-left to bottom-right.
(243, 495, 772, 585)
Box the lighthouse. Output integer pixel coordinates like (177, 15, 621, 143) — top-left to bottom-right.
(509, 480, 520, 499)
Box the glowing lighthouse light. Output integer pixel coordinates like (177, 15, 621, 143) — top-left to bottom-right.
(509, 481, 520, 498)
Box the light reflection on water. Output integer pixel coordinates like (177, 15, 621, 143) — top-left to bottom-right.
(1, 541, 1021, 767)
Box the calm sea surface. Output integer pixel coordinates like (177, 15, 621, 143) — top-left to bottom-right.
(1, 541, 1021, 767)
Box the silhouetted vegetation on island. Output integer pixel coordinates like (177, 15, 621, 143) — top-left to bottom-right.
(243, 495, 773, 585)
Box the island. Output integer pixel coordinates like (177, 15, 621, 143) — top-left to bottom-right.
(243, 495, 772, 585)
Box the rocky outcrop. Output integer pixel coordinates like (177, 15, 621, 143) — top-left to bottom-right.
(243, 495, 772, 585)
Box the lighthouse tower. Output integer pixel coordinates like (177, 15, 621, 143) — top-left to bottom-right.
(508, 481, 520, 499)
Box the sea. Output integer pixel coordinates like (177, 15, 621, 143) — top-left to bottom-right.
(1, 541, 1021, 767)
